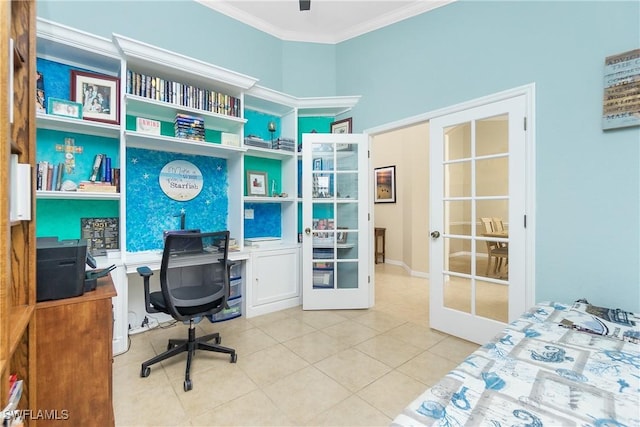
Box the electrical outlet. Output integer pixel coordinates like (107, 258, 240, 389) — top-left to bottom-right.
(128, 318, 159, 335)
(244, 209, 254, 219)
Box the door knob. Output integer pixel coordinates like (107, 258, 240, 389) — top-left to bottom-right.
(305, 228, 311, 235)
(430, 231, 440, 238)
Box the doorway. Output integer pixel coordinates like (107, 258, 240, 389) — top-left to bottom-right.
(369, 85, 535, 344)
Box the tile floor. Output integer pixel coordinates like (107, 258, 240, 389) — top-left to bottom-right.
(113, 263, 479, 426)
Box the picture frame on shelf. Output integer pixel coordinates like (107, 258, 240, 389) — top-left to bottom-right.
(374, 165, 396, 203)
(70, 70, 120, 124)
(36, 70, 46, 114)
(246, 170, 268, 197)
(330, 117, 352, 134)
(47, 97, 82, 120)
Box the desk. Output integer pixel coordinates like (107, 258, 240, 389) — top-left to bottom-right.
(36, 275, 116, 426)
(375, 228, 386, 264)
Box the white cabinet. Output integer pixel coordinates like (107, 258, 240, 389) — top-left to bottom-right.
(245, 246, 300, 318)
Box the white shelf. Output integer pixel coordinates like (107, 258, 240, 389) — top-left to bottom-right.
(125, 94, 246, 133)
(244, 196, 296, 203)
(36, 113, 120, 138)
(124, 130, 246, 158)
(244, 146, 296, 160)
(36, 190, 121, 200)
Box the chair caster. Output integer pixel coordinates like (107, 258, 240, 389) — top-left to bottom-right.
(184, 379, 192, 391)
(230, 353, 237, 363)
(215, 336, 222, 344)
(141, 366, 151, 377)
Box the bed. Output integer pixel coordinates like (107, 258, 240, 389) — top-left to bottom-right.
(392, 301, 640, 426)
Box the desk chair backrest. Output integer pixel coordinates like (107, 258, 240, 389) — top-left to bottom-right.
(160, 230, 230, 322)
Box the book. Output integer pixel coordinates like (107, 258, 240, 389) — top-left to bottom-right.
(55, 162, 64, 191)
(77, 181, 117, 193)
(89, 154, 103, 182)
(100, 153, 107, 182)
(104, 157, 112, 183)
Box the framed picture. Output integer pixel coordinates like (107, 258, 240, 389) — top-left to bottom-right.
(47, 97, 82, 119)
(330, 117, 352, 134)
(374, 165, 396, 203)
(70, 70, 120, 124)
(246, 170, 268, 196)
(36, 70, 46, 114)
(337, 227, 348, 244)
(313, 158, 323, 171)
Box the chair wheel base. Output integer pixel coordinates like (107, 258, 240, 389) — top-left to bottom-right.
(184, 379, 192, 391)
(141, 366, 151, 377)
(230, 353, 237, 363)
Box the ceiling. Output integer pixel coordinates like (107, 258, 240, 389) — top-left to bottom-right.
(195, 0, 454, 44)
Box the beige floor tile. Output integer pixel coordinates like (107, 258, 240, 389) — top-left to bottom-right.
(190, 389, 295, 426)
(282, 330, 351, 364)
(218, 324, 278, 356)
(357, 370, 429, 418)
(308, 394, 391, 426)
(246, 309, 290, 328)
(321, 319, 379, 346)
(238, 343, 309, 387)
(173, 362, 258, 417)
(352, 310, 407, 333)
(257, 316, 317, 342)
(381, 322, 448, 350)
(263, 366, 351, 425)
(428, 335, 480, 364)
(288, 309, 349, 329)
(396, 350, 458, 386)
(113, 384, 186, 426)
(314, 348, 392, 392)
(113, 354, 172, 397)
(355, 334, 423, 367)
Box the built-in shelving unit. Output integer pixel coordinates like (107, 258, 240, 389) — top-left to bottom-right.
(1, 0, 37, 417)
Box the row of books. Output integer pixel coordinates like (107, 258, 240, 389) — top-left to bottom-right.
(36, 161, 64, 191)
(126, 70, 241, 117)
(175, 113, 205, 141)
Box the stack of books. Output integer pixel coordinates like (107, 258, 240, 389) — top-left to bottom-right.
(274, 137, 295, 152)
(174, 113, 205, 141)
(244, 135, 270, 149)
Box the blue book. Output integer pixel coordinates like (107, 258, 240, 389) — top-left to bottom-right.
(100, 153, 107, 182)
(104, 157, 112, 183)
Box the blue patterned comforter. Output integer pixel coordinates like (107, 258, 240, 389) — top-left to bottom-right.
(392, 302, 640, 426)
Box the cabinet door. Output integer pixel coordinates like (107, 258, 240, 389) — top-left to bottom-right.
(252, 248, 298, 307)
(301, 133, 371, 310)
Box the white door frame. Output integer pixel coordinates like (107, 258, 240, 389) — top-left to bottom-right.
(366, 83, 536, 311)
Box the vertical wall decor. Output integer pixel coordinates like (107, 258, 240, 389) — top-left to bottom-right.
(602, 48, 640, 130)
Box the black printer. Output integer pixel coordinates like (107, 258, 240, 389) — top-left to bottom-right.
(36, 238, 87, 302)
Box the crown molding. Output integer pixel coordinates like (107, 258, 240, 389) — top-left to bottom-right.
(196, 0, 454, 44)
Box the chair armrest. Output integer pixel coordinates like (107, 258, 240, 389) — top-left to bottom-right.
(136, 266, 158, 314)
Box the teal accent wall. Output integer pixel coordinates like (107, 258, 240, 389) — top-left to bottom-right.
(37, 1, 640, 310)
(36, 199, 119, 240)
(244, 110, 281, 141)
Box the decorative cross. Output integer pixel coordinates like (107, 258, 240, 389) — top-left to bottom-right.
(55, 137, 83, 173)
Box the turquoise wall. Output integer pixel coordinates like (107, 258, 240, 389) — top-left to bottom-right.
(37, 1, 640, 311)
(336, 1, 640, 311)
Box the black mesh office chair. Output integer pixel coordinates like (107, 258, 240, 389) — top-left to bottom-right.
(136, 230, 237, 391)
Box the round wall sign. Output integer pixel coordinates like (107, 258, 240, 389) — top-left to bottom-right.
(159, 160, 203, 201)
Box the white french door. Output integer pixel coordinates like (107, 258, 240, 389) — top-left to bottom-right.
(430, 94, 529, 344)
(301, 133, 371, 310)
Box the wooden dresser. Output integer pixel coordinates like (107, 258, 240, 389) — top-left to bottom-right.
(35, 275, 116, 426)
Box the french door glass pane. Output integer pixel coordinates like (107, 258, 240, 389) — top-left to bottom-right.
(475, 279, 508, 322)
(444, 200, 471, 236)
(444, 161, 471, 197)
(443, 274, 471, 314)
(476, 157, 508, 197)
(444, 122, 471, 161)
(476, 114, 508, 157)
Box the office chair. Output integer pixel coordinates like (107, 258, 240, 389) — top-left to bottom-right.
(136, 230, 237, 392)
